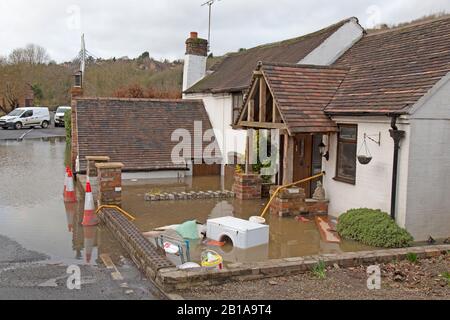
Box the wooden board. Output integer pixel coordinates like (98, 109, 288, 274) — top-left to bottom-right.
(315, 216, 341, 244)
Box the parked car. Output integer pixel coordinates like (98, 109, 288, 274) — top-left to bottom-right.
(0, 107, 51, 130)
(54, 106, 71, 127)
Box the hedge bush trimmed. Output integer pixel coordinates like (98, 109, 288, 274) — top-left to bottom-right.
(337, 208, 413, 248)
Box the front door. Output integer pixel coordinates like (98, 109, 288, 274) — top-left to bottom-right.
(293, 134, 313, 197)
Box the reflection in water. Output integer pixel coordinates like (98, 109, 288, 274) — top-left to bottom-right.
(0, 138, 125, 265)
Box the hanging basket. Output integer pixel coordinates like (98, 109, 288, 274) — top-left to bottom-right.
(357, 155, 373, 165)
(357, 136, 373, 165)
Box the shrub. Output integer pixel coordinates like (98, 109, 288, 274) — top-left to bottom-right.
(64, 110, 71, 141)
(336, 208, 414, 248)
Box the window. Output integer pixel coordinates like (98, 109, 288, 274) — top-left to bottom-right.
(335, 124, 357, 184)
(232, 93, 244, 124)
(21, 110, 33, 118)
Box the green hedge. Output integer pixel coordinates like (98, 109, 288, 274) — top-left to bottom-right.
(337, 208, 413, 248)
(64, 110, 71, 141)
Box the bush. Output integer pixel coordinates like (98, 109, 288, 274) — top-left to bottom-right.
(64, 110, 71, 141)
(336, 208, 413, 248)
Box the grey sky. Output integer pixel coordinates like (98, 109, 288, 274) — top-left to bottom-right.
(1, 0, 449, 62)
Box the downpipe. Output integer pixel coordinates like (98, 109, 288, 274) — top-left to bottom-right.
(389, 116, 405, 220)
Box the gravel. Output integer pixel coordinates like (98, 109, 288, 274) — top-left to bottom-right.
(178, 253, 450, 300)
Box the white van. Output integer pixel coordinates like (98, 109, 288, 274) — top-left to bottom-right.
(0, 107, 51, 130)
(54, 106, 71, 127)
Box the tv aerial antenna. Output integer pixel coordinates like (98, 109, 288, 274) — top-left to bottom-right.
(201, 0, 222, 52)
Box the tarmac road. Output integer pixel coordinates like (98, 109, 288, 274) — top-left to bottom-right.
(0, 113, 66, 140)
(0, 235, 157, 300)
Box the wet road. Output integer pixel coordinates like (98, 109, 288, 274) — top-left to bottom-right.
(0, 114, 65, 141)
(0, 138, 158, 300)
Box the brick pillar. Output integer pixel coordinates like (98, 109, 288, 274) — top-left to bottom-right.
(86, 156, 110, 179)
(70, 86, 83, 172)
(270, 186, 306, 217)
(96, 162, 124, 206)
(232, 173, 262, 200)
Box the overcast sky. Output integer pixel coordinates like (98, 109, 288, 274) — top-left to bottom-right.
(1, 0, 449, 62)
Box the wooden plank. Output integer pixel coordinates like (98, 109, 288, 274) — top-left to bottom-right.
(273, 100, 281, 123)
(282, 134, 294, 185)
(259, 79, 267, 122)
(248, 100, 254, 122)
(240, 121, 287, 130)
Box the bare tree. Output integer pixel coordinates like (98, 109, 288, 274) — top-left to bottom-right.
(8, 44, 50, 65)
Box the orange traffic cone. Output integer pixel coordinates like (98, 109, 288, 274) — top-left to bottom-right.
(82, 178, 98, 226)
(83, 225, 97, 264)
(64, 168, 77, 203)
(63, 166, 69, 195)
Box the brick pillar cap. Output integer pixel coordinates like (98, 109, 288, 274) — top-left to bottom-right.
(95, 162, 124, 169)
(86, 156, 111, 161)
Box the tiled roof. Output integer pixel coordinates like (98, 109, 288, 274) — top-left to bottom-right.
(260, 63, 348, 133)
(75, 98, 220, 172)
(185, 18, 354, 94)
(327, 16, 450, 115)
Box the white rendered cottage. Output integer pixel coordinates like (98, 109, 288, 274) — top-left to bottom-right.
(182, 17, 450, 242)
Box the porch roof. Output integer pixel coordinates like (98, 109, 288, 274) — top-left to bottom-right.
(237, 62, 348, 134)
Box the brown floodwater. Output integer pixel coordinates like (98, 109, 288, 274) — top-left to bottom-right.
(120, 176, 377, 265)
(0, 138, 374, 268)
(0, 138, 125, 265)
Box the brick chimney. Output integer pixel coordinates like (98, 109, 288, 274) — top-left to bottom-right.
(70, 71, 83, 173)
(183, 32, 208, 92)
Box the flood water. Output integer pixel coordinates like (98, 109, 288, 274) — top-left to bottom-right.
(121, 177, 376, 265)
(0, 138, 374, 268)
(0, 138, 124, 265)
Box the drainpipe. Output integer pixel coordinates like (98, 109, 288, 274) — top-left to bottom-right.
(389, 116, 405, 220)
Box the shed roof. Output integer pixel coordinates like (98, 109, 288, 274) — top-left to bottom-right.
(75, 98, 220, 172)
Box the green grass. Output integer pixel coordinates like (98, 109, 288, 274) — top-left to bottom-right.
(406, 252, 418, 263)
(312, 260, 326, 280)
(441, 272, 450, 286)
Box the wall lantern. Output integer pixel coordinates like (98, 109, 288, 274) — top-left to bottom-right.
(74, 71, 83, 88)
(319, 142, 329, 161)
(357, 133, 381, 165)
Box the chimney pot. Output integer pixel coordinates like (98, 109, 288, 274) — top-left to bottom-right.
(185, 32, 208, 57)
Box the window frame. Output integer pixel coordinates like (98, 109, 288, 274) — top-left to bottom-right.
(334, 124, 358, 185)
(231, 93, 244, 125)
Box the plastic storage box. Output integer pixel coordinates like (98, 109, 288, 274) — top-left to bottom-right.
(206, 216, 269, 249)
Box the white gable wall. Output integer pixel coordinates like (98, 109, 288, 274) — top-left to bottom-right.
(322, 117, 411, 232)
(299, 18, 364, 65)
(183, 54, 207, 92)
(184, 92, 246, 166)
(405, 75, 450, 240)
